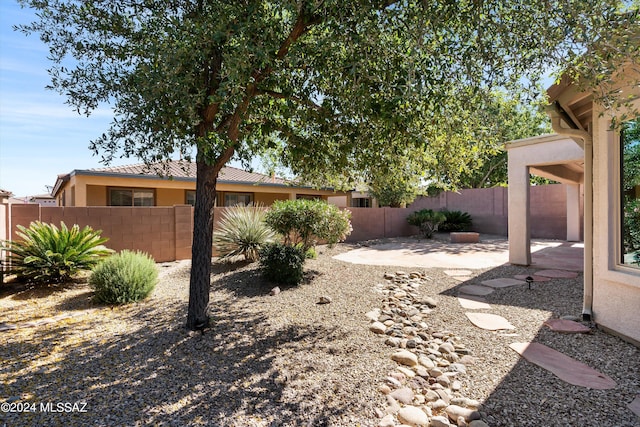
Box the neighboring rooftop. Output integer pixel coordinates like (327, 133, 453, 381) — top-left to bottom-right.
(52, 161, 293, 196)
(86, 161, 289, 185)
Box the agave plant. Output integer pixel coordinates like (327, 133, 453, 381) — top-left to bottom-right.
(2, 221, 113, 284)
(213, 204, 276, 262)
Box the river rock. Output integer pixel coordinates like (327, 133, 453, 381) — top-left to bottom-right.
(445, 405, 481, 422)
(397, 405, 429, 426)
(269, 287, 280, 296)
(378, 384, 392, 395)
(397, 366, 416, 378)
(430, 416, 452, 427)
(418, 356, 436, 369)
(378, 414, 395, 427)
(392, 350, 418, 367)
(370, 322, 387, 334)
(366, 309, 381, 321)
(390, 387, 415, 404)
(386, 395, 401, 414)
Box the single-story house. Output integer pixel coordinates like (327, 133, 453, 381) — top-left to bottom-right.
(507, 65, 640, 345)
(29, 194, 57, 206)
(51, 161, 348, 207)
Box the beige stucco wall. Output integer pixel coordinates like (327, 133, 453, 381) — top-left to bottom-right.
(254, 192, 290, 205)
(591, 95, 640, 345)
(156, 188, 187, 206)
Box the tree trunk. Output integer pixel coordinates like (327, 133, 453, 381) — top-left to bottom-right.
(186, 158, 219, 330)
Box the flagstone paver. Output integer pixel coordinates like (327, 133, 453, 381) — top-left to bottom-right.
(465, 312, 515, 330)
(513, 274, 551, 282)
(543, 318, 591, 334)
(509, 342, 616, 390)
(628, 395, 640, 418)
(535, 269, 579, 279)
(452, 276, 473, 282)
(444, 270, 474, 277)
(458, 285, 495, 296)
(458, 297, 491, 310)
(481, 278, 526, 288)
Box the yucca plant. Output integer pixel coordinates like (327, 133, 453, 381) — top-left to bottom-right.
(213, 204, 276, 262)
(2, 221, 113, 284)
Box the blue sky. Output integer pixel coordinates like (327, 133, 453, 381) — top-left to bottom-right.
(0, 2, 134, 197)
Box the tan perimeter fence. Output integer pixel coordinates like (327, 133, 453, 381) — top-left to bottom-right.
(1, 184, 582, 263)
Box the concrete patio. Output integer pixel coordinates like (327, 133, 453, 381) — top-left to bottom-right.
(334, 233, 583, 271)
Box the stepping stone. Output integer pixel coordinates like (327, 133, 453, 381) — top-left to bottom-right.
(543, 319, 591, 334)
(514, 274, 551, 282)
(458, 297, 491, 310)
(444, 270, 474, 277)
(535, 269, 579, 279)
(481, 278, 526, 288)
(628, 395, 640, 418)
(452, 276, 473, 282)
(509, 342, 616, 389)
(465, 313, 515, 330)
(458, 285, 494, 296)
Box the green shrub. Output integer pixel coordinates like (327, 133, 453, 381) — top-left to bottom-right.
(406, 209, 447, 238)
(213, 204, 276, 262)
(259, 243, 306, 285)
(90, 250, 158, 304)
(2, 221, 113, 284)
(304, 246, 318, 259)
(439, 209, 473, 232)
(264, 199, 352, 250)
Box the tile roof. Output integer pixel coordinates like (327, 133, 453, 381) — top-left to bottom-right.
(87, 160, 289, 186)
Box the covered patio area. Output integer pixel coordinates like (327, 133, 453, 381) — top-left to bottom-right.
(506, 134, 585, 267)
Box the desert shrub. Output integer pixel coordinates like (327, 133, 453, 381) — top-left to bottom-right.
(406, 209, 446, 238)
(2, 221, 113, 284)
(259, 243, 305, 285)
(439, 209, 473, 232)
(304, 246, 318, 259)
(213, 204, 276, 262)
(264, 199, 352, 250)
(90, 250, 158, 304)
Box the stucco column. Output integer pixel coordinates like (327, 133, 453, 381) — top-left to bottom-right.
(566, 183, 581, 241)
(508, 163, 531, 265)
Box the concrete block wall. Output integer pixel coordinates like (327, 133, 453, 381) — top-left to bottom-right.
(1, 184, 582, 262)
(6, 204, 190, 263)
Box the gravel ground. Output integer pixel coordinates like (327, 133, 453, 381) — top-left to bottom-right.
(1, 241, 639, 427)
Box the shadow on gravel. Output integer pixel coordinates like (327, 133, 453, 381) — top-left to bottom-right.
(438, 264, 640, 427)
(0, 279, 85, 301)
(210, 259, 323, 299)
(1, 294, 353, 426)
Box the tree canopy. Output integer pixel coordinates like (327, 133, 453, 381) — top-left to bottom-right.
(17, 0, 640, 329)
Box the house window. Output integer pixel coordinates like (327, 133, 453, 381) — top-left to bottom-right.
(352, 198, 371, 208)
(186, 190, 196, 206)
(224, 192, 253, 207)
(296, 194, 321, 201)
(185, 190, 225, 206)
(109, 188, 155, 206)
(621, 118, 640, 268)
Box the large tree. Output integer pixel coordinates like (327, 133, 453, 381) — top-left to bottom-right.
(18, 0, 640, 330)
